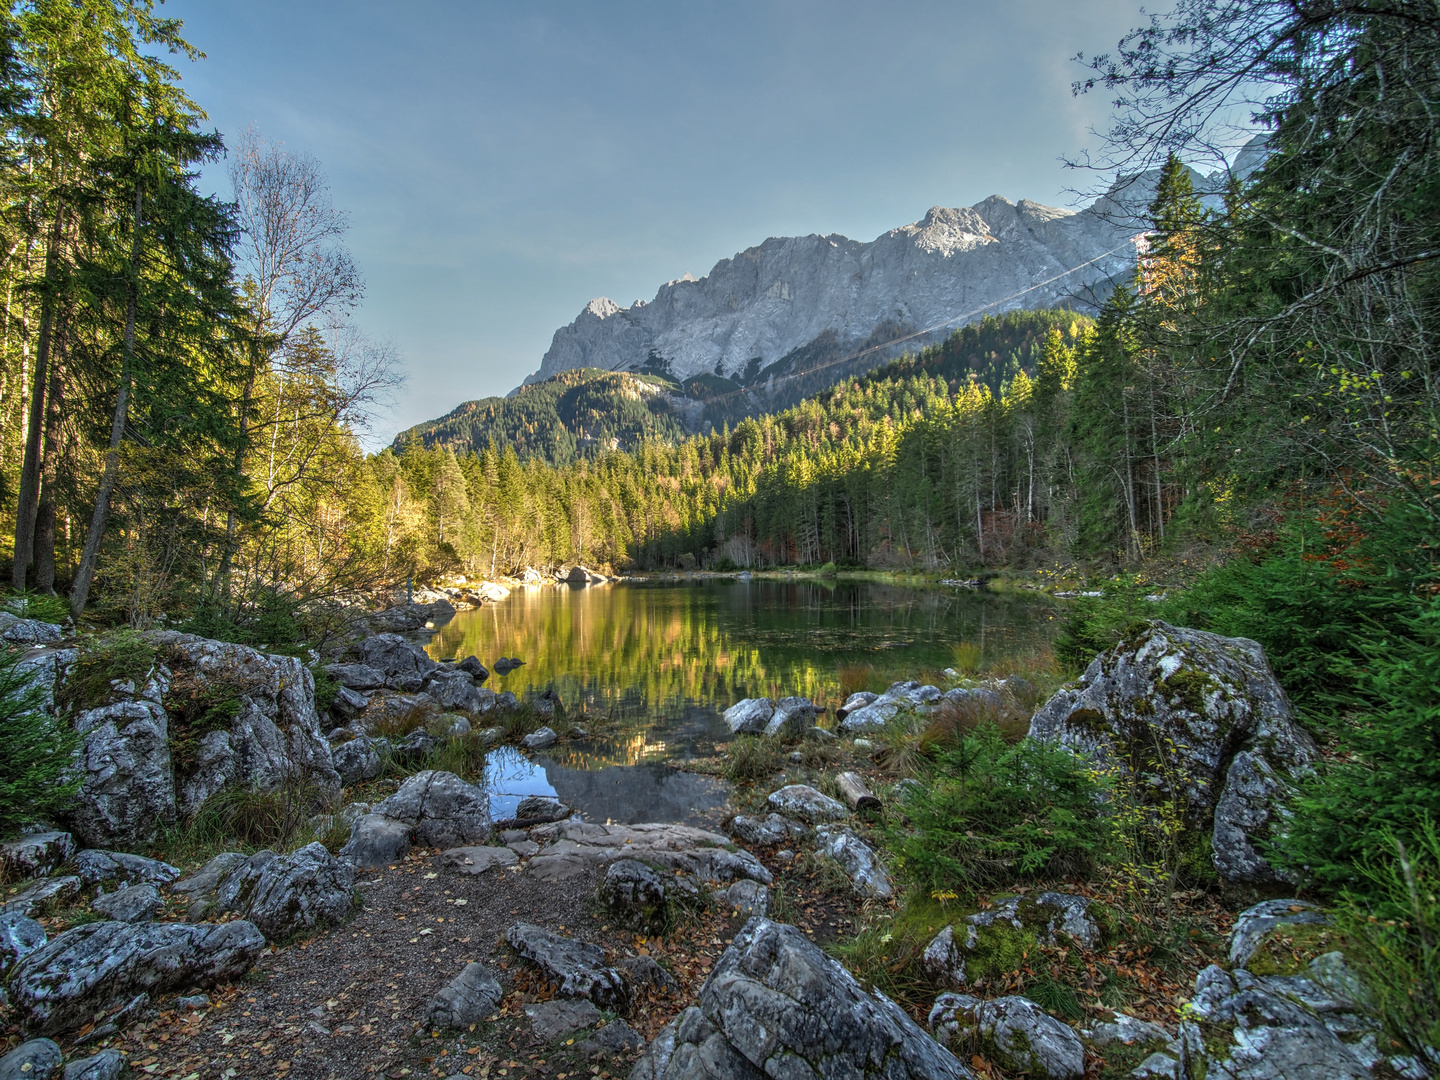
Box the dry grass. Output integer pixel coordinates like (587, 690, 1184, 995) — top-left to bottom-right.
(723, 736, 784, 784)
(919, 693, 1031, 752)
(838, 664, 877, 699)
(950, 641, 984, 675)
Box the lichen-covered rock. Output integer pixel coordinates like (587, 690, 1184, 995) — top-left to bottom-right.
(213, 843, 355, 940)
(424, 669, 483, 712)
(1082, 1011, 1172, 1050)
(815, 825, 892, 899)
(331, 734, 383, 785)
(0, 831, 75, 880)
(9, 919, 266, 1035)
(504, 922, 628, 1010)
(0, 1038, 62, 1080)
(766, 784, 848, 825)
(629, 917, 971, 1080)
(765, 697, 818, 738)
(923, 892, 1105, 988)
(0, 614, 64, 645)
(0, 911, 46, 977)
(91, 884, 161, 924)
(930, 993, 1085, 1079)
(727, 812, 807, 846)
(169, 852, 249, 920)
(1176, 964, 1374, 1080)
(721, 879, 769, 916)
(148, 633, 341, 818)
(0, 875, 81, 918)
(526, 821, 771, 885)
(424, 961, 503, 1031)
(340, 770, 491, 867)
(1028, 621, 1315, 886)
(597, 859, 698, 934)
(351, 633, 438, 688)
(1228, 898, 1330, 968)
(67, 697, 175, 849)
(75, 849, 180, 888)
(722, 698, 774, 735)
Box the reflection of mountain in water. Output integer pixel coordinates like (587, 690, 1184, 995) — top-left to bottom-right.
(540, 758, 730, 830)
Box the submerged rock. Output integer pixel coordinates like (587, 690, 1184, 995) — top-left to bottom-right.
(629, 917, 970, 1080)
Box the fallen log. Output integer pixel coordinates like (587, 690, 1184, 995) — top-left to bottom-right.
(835, 771, 881, 812)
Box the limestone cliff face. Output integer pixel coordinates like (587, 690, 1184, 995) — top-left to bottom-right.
(527, 192, 1134, 387)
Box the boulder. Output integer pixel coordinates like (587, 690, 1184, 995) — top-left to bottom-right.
(495, 690, 521, 710)
(525, 998, 601, 1042)
(15, 647, 78, 716)
(0, 911, 46, 977)
(0, 614, 64, 645)
(765, 697, 818, 738)
(493, 658, 525, 676)
(428, 713, 472, 738)
(721, 879, 769, 916)
(532, 688, 565, 718)
(147, 633, 342, 819)
(722, 698, 774, 735)
(525, 821, 771, 885)
(424, 669, 483, 712)
(91, 884, 161, 924)
(360, 691, 439, 735)
(0, 831, 75, 880)
(394, 726, 440, 760)
(766, 784, 847, 825)
(169, 852, 248, 920)
(67, 697, 175, 849)
(597, 859, 699, 935)
(474, 688, 499, 714)
(629, 917, 971, 1080)
(325, 663, 386, 691)
(522, 726, 558, 750)
(340, 770, 491, 867)
(329, 684, 369, 720)
(515, 795, 571, 824)
(75, 849, 180, 888)
(1083, 1011, 1173, 1050)
(815, 825, 892, 899)
(213, 843, 355, 940)
(589, 1019, 646, 1053)
(331, 735, 382, 785)
(727, 813, 807, 846)
(457, 656, 489, 681)
(617, 955, 680, 995)
(350, 633, 439, 685)
(837, 699, 900, 733)
(0, 876, 81, 918)
(60, 1050, 125, 1080)
(883, 681, 943, 707)
(0, 1039, 62, 1080)
(1229, 898, 1330, 968)
(835, 691, 878, 721)
(504, 922, 628, 1010)
(1028, 622, 1316, 886)
(423, 961, 503, 1031)
(9, 919, 266, 1035)
(1176, 963, 1376, 1080)
(929, 993, 1084, 1079)
(924, 892, 1104, 988)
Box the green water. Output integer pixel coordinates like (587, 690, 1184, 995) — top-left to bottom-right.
(423, 579, 1059, 826)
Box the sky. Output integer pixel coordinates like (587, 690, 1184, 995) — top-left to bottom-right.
(167, 0, 1146, 445)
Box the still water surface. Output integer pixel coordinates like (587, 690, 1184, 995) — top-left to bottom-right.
(424, 579, 1057, 826)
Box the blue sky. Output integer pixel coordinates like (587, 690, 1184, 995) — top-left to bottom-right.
(168, 0, 1143, 443)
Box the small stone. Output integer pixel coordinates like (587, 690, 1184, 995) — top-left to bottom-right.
(424, 962, 503, 1030)
(727, 813, 806, 846)
(815, 826, 892, 899)
(176, 994, 211, 1010)
(0, 1038, 62, 1080)
(766, 784, 847, 824)
(589, 1019, 645, 1052)
(722, 879, 769, 916)
(615, 955, 678, 994)
(439, 846, 519, 875)
(521, 726, 558, 749)
(0, 876, 81, 919)
(514, 795, 570, 823)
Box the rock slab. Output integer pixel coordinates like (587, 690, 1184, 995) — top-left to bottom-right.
(505, 922, 628, 1011)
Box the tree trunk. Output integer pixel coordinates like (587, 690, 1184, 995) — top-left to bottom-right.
(14, 211, 66, 589)
(34, 333, 67, 592)
(71, 182, 141, 617)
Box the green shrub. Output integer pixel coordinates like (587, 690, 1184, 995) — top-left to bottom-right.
(3, 591, 70, 625)
(1331, 822, 1440, 1064)
(58, 629, 157, 713)
(311, 666, 340, 717)
(1277, 596, 1440, 900)
(0, 648, 80, 837)
(888, 723, 1108, 894)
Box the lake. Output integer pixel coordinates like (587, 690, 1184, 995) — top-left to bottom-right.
(424, 578, 1059, 826)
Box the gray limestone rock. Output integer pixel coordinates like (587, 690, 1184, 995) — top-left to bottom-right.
(598, 859, 699, 935)
(765, 784, 848, 825)
(814, 825, 892, 899)
(169, 852, 248, 920)
(0, 614, 63, 645)
(835, 691, 878, 721)
(325, 662, 386, 691)
(393, 726, 440, 761)
(515, 795, 571, 823)
(371, 770, 492, 849)
(0, 1039, 62, 1080)
(727, 813, 807, 846)
(424, 962, 503, 1030)
(9, 919, 266, 1035)
(1083, 1011, 1172, 1050)
(521, 726, 558, 750)
(526, 998, 601, 1042)
(330, 684, 369, 719)
(337, 813, 413, 868)
(351, 633, 438, 682)
(1228, 898, 1330, 968)
(332, 735, 383, 785)
(0, 912, 46, 977)
(61, 1050, 125, 1080)
(722, 698, 774, 735)
(0, 831, 75, 880)
(91, 884, 162, 924)
(765, 697, 818, 738)
(457, 656, 489, 681)
(930, 993, 1085, 1079)
(505, 922, 628, 1011)
(213, 842, 355, 940)
(1177, 964, 1372, 1080)
(0, 876, 81, 918)
(67, 697, 175, 849)
(526, 821, 771, 886)
(721, 879, 769, 916)
(617, 955, 680, 995)
(591, 1019, 646, 1053)
(837, 699, 900, 733)
(75, 849, 180, 888)
(428, 713, 472, 738)
(1027, 621, 1315, 887)
(424, 669, 484, 712)
(628, 917, 971, 1080)
(439, 845, 519, 874)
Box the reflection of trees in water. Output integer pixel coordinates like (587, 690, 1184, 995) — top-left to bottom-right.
(427, 582, 1057, 719)
(538, 758, 730, 829)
